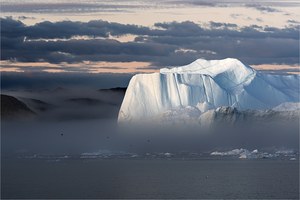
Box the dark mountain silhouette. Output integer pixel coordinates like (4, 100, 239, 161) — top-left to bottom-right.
(19, 97, 54, 112)
(1, 94, 35, 120)
(53, 86, 68, 93)
(65, 98, 117, 106)
(98, 87, 127, 94)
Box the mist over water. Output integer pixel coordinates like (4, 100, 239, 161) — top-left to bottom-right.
(1, 87, 299, 199)
(1, 87, 299, 156)
(2, 118, 299, 157)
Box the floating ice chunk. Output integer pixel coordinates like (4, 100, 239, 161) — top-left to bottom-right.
(210, 148, 247, 156)
(239, 154, 247, 159)
(275, 149, 294, 155)
(164, 152, 173, 157)
(252, 149, 258, 154)
(80, 149, 135, 159)
(211, 148, 269, 159)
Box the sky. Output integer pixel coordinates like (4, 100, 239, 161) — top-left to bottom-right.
(0, 0, 299, 88)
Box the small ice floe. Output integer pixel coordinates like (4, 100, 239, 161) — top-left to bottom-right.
(56, 155, 70, 159)
(275, 149, 294, 155)
(143, 152, 175, 158)
(290, 158, 296, 161)
(144, 153, 157, 158)
(210, 148, 250, 156)
(210, 148, 298, 160)
(47, 159, 60, 162)
(164, 152, 173, 157)
(80, 149, 136, 159)
(157, 152, 174, 158)
(252, 149, 258, 154)
(210, 148, 261, 159)
(261, 152, 277, 159)
(239, 154, 247, 159)
(24, 154, 38, 159)
(22, 154, 72, 160)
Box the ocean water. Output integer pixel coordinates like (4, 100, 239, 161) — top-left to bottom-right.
(2, 158, 299, 199)
(2, 119, 299, 199)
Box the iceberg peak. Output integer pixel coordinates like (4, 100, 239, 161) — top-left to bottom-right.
(161, 58, 250, 73)
(160, 58, 256, 86)
(118, 58, 299, 123)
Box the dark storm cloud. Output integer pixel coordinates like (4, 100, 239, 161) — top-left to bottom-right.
(1, 18, 299, 66)
(287, 20, 300, 24)
(17, 16, 36, 20)
(162, 0, 300, 8)
(245, 4, 280, 13)
(1, 38, 175, 64)
(1, 71, 132, 89)
(0, 2, 138, 13)
(165, 0, 216, 6)
(1, 0, 299, 15)
(209, 22, 237, 28)
(1, 17, 152, 39)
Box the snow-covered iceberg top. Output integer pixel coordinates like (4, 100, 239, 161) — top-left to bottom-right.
(161, 58, 256, 87)
(118, 58, 299, 123)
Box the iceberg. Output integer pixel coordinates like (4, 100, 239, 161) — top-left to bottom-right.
(118, 58, 299, 122)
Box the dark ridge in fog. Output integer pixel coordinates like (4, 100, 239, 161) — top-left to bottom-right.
(1, 94, 36, 120)
(1, 87, 125, 121)
(19, 97, 55, 112)
(98, 87, 127, 94)
(65, 98, 117, 106)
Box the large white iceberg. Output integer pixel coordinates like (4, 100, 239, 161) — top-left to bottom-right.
(118, 58, 299, 122)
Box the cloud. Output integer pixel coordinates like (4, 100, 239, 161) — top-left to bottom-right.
(1, 18, 299, 68)
(0, 2, 139, 13)
(165, 0, 216, 7)
(0, 61, 154, 74)
(209, 22, 237, 28)
(245, 4, 280, 13)
(1, 71, 133, 89)
(287, 20, 300, 24)
(175, 48, 198, 53)
(1, 0, 299, 16)
(252, 64, 300, 75)
(1, 17, 153, 39)
(17, 16, 36, 20)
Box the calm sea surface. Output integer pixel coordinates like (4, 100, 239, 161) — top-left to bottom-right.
(2, 158, 299, 199)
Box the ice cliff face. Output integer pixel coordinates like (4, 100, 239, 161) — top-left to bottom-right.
(118, 58, 299, 123)
(198, 106, 300, 127)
